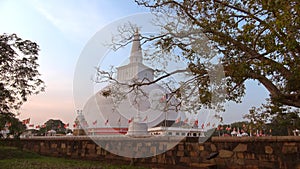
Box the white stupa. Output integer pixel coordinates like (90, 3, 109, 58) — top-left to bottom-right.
(82, 29, 178, 136)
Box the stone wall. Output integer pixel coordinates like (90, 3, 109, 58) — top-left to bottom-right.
(1, 136, 300, 169)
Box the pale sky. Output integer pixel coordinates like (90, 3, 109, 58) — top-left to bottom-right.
(0, 0, 269, 127)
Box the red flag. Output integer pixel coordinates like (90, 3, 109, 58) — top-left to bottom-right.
(5, 122, 11, 127)
(73, 123, 77, 128)
(206, 122, 210, 127)
(36, 125, 40, 129)
(183, 118, 188, 124)
(92, 120, 97, 125)
(29, 124, 34, 127)
(105, 119, 109, 125)
(64, 123, 69, 128)
(175, 117, 181, 123)
(128, 117, 134, 123)
(194, 119, 198, 126)
(22, 118, 30, 124)
(201, 123, 205, 129)
(160, 94, 166, 103)
(226, 126, 231, 131)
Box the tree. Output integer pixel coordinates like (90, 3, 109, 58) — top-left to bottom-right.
(123, 0, 300, 109)
(0, 33, 44, 114)
(0, 112, 26, 138)
(244, 101, 300, 135)
(38, 119, 67, 135)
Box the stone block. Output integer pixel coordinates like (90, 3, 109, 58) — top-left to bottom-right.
(159, 143, 164, 150)
(258, 161, 274, 168)
(166, 150, 173, 156)
(190, 151, 198, 157)
(151, 158, 157, 163)
(178, 144, 184, 151)
(199, 145, 205, 151)
(200, 151, 209, 160)
(150, 146, 156, 155)
(257, 154, 276, 162)
(51, 143, 57, 149)
(219, 149, 234, 158)
(176, 151, 184, 156)
(265, 146, 273, 154)
(282, 143, 298, 154)
(237, 152, 244, 159)
(244, 153, 256, 160)
(210, 144, 217, 152)
(87, 144, 95, 150)
(234, 158, 245, 165)
(233, 143, 247, 152)
(179, 157, 191, 163)
(166, 156, 176, 165)
(61, 143, 66, 149)
(214, 158, 227, 167)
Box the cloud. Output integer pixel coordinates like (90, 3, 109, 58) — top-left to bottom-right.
(30, 0, 106, 42)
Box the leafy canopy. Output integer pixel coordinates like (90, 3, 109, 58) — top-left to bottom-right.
(0, 33, 44, 114)
(132, 0, 300, 108)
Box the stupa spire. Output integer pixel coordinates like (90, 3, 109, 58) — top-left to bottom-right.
(130, 28, 143, 63)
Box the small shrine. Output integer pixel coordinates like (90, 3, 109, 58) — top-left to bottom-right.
(73, 110, 88, 136)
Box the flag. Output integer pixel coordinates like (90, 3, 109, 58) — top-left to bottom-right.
(226, 126, 231, 131)
(29, 124, 34, 127)
(143, 116, 148, 122)
(175, 117, 181, 123)
(194, 119, 198, 126)
(64, 123, 69, 128)
(36, 125, 40, 129)
(22, 118, 30, 124)
(201, 123, 205, 129)
(5, 122, 11, 127)
(73, 123, 77, 128)
(206, 122, 210, 127)
(183, 118, 188, 124)
(105, 119, 109, 125)
(128, 117, 134, 123)
(92, 120, 97, 125)
(159, 93, 170, 103)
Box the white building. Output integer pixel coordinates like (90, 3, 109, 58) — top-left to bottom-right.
(81, 29, 179, 135)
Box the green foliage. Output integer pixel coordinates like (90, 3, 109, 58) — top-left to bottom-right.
(37, 119, 67, 135)
(0, 113, 26, 138)
(135, 0, 300, 108)
(0, 33, 44, 114)
(244, 100, 300, 135)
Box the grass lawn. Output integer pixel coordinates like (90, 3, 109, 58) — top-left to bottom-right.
(0, 146, 147, 169)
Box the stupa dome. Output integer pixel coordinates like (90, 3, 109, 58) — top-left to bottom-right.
(82, 83, 178, 129)
(81, 29, 179, 133)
